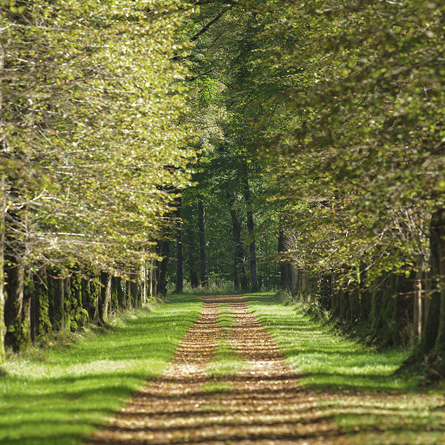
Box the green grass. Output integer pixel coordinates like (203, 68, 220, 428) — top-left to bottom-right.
(245, 293, 445, 444)
(245, 293, 412, 391)
(0, 294, 202, 445)
(217, 303, 234, 331)
(205, 303, 245, 382)
(206, 340, 245, 379)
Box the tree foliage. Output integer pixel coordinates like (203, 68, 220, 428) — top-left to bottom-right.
(0, 0, 197, 358)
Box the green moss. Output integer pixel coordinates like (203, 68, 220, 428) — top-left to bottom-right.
(36, 272, 52, 338)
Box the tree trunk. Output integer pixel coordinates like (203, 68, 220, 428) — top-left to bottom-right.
(278, 227, 287, 289)
(126, 279, 133, 308)
(149, 258, 154, 298)
(63, 277, 71, 331)
(0, 175, 6, 359)
(413, 258, 424, 346)
(156, 240, 170, 297)
(141, 261, 147, 304)
(243, 172, 258, 291)
(101, 272, 112, 322)
(33, 269, 52, 340)
(116, 277, 126, 308)
(175, 198, 184, 293)
(0, 12, 6, 361)
(338, 286, 350, 322)
(56, 277, 65, 331)
(92, 275, 101, 325)
(5, 262, 31, 351)
(226, 190, 248, 290)
(30, 273, 37, 344)
(198, 197, 208, 287)
(348, 285, 361, 321)
(430, 208, 445, 354)
(129, 276, 139, 306)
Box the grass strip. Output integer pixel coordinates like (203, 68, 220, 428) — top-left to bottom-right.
(0, 294, 202, 445)
(217, 303, 234, 332)
(205, 340, 245, 380)
(245, 292, 445, 444)
(205, 303, 245, 386)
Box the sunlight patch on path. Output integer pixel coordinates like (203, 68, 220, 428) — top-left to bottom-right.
(85, 296, 348, 445)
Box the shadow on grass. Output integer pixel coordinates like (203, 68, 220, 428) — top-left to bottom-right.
(246, 294, 417, 393)
(0, 293, 203, 445)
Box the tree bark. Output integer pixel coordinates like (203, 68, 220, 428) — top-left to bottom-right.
(129, 275, 139, 306)
(348, 285, 361, 321)
(116, 277, 126, 308)
(243, 172, 258, 291)
(175, 198, 184, 293)
(156, 240, 170, 297)
(0, 175, 6, 359)
(430, 208, 445, 354)
(278, 226, 287, 289)
(0, 15, 5, 360)
(413, 258, 424, 346)
(5, 262, 31, 351)
(198, 197, 209, 287)
(56, 277, 65, 330)
(226, 190, 248, 290)
(101, 272, 112, 322)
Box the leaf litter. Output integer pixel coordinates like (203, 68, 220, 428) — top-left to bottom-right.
(86, 295, 445, 445)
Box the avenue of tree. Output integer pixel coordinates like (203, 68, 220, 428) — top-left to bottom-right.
(1, 0, 445, 373)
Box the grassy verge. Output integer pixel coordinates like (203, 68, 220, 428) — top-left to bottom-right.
(0, 294, 202, 445)
(245, 293, 445, 444)
(246, 293, 412, 391)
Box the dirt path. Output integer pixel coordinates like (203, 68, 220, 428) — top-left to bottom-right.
(86, 295, 348, 445)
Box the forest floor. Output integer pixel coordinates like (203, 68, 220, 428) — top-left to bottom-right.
(85, 294, 445, 445)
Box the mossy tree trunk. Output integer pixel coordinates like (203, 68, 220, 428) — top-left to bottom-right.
(111, 277, 120, 310)
(348, 285, 361, 322)
(99, 272, 112, 323)
(412, 259, 424, 346)
(117, 278, 126, 309)
(338, 287, 350, 322)
(5, 261, 31, 351)
(91, 275, 101, 325)
(129, 276, 139, 306)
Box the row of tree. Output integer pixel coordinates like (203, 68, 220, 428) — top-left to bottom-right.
(0, 1, 196, 358)
(169, 0, 445, 367)
(3, 0, 445, 372)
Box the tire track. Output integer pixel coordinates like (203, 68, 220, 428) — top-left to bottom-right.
(86, 295, 346, 445)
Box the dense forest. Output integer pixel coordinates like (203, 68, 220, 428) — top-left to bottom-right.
(1, 0, 445, 373)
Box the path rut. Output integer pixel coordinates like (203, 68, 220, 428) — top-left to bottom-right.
(86, 295, 348, 445)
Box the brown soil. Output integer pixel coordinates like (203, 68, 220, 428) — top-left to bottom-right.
(85, 295, 351, 444)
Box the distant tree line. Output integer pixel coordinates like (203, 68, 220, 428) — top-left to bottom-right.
(173, 0, 445, 370)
